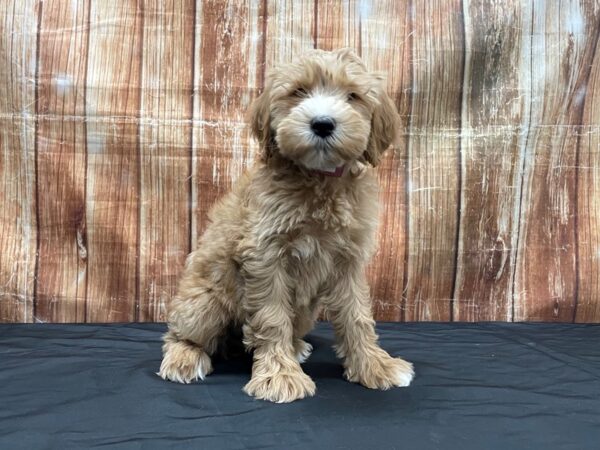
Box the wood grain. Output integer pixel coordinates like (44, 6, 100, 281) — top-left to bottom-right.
(403, 0, 463, 321)
(575, 11, 600, 323)
(34, 0, 89, 323)
(84, 0, 143, 322)
(192, 0, 263, 242)
(264, 0, 315, 64)
(2, 0, 600, 323)
(0, 0, 39, 322)
(313, 1, 411, 321)
(138, 0, 194, 322)
(453, 0, 532, 321)
(359, 1, 412, 321)
(514, 1, 599, 321)
(314, 0, 359, 51)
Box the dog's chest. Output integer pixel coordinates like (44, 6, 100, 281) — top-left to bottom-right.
(306, 192, 354, 230)
(283, 201, 376, 308)
(283, 180, 377, 255)
(249, 174, 379, 305)
(284, 231, 336, 307)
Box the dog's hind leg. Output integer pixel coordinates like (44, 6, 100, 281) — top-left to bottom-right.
(158, 285, 233, 384)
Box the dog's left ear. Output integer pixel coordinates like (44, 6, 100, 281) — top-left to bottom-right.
(364, 76, 400, 167)
(248, 85, 273, 161)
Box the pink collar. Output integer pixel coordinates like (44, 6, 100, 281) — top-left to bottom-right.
(310, 165, 345, 177)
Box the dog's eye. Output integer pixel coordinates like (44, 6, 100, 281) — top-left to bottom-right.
(347, 92, 359, 101)
(292, 87, 308, 97)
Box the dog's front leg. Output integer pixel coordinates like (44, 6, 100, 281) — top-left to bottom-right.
(323, 266, 414, 390)
(241, 255, 316, 403)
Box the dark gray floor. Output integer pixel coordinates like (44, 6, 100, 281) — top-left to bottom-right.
(1, 322, 599, 449)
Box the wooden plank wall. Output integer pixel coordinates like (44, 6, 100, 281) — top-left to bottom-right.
(1, 0, 599, 323)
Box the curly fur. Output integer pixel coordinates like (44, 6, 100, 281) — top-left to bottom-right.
(158, 48, 414, 403)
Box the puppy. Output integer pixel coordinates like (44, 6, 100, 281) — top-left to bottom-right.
(158, 48, 414, 403)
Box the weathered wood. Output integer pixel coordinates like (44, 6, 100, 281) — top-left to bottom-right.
(314, 0, 359, 51)
(514, 1, 599, 322)
(264, 0, 315, 64)
(138, 0, 194, 322)
(192, 0, 263, 243)
(84, 0, 143, 322)
(2, 0, 600, 323)
(0, 0, 39, 322)
(575, 12, 600, 323)
(34, 0, 89, 323)
(313, 1, 356, 323)
(453, 0, 532, 321)
(403, 0, 463, 321)
(359, 1, 412, 322)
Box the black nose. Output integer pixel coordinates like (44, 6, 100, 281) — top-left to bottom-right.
(310, 117, 336, 138)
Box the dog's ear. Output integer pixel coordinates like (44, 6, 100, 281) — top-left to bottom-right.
(248, 85, 273, 161)
(364, 75, 400, 167)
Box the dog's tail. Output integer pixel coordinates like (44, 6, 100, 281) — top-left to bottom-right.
(157, 330, 213, 384)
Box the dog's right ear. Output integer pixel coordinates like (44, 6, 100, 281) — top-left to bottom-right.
(248, 86, 273, 161)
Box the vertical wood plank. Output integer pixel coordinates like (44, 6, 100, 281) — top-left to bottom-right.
(404, 0, 463, 321)
(35, 0, 89, 323)
(138, 0, 194, 322)
(453, 0, 532, 321)
(514, 1, 599, 321)
(280, 0, 412, 321)
(264, 0, 315, 65)
(85, 0, 142, 322)
(314, 0, 359, 51)
(261, 0, 316, 321)
(0, 0, 39, 322)
(359, 1, 412, 321)
(575, 13, 600, 323)
(313, 2, 361, 317)
(192, 0, 263, 243)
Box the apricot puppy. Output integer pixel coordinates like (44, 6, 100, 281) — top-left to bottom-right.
(158, 48, 414, 402)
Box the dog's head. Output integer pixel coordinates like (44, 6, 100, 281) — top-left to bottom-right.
(249, 48, 399, 171)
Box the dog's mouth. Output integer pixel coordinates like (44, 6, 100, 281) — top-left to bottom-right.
(309, 165, 345, 177)
(272, 125, 348, 173)
(298, 142, 348, 173)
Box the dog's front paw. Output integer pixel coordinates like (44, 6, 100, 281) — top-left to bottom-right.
(294, 339, 313, 364)
(158, 342, 213, 384)
(345, 355, 414, 390)
(243, 370, 316, 403)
